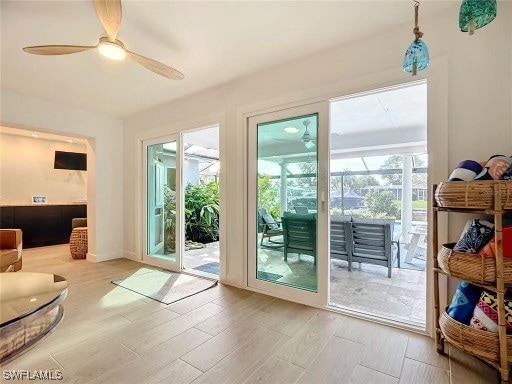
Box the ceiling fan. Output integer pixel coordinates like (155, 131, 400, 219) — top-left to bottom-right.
(273, 120, 316, 149)
(22, 0, 184, 80)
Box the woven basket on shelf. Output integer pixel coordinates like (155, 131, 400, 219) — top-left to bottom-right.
(70, 227, 88, 259)
(439, 311, 512, 363)
(438, 243, 512, 285)
(435, 181, 512, 210)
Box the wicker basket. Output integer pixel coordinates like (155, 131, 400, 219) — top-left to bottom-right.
(435, 181, 512, 210)
(440, 311, 512, 363)
(438, 243, 512, 285)
(70, 227, 88, 259)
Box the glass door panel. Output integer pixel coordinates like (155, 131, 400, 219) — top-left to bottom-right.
(145, 138, 180, 269)
(248, 102, 329, 305)
(256, 114, 318, 292)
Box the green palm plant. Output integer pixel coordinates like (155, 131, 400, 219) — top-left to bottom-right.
(163, 181, 221, 246)
(164, 186, 177, 252)
(185, 182, 220, 242)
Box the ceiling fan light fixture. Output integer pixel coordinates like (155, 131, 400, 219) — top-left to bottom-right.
(284, 127, 299, 134)
(97, 39, 126, 61)
(304, 141, 315, 149)
(23, 0, 184, 79)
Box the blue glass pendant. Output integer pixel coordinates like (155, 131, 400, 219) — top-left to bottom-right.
(459, 0, 497, 35)
(403, 39, 429, 75)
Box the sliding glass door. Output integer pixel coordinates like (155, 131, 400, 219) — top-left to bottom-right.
(247, 102, 329, 304)
(143, 135, 181, 270)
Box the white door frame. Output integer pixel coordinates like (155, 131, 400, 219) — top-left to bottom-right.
(246, 101, 329, 307)
(142, 133, 182, 271)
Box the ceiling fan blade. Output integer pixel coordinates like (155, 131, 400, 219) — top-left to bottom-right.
(23, 45, 95, 55)
(127, 50, 184, 80)
(93, 0, 122, 41)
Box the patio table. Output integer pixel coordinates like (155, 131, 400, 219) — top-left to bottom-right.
(404, 229, 427, 263)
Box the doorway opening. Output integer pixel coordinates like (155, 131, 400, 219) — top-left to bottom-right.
(328, 81, 428, 328)
(182, 125, 221, 277)
(0, 125, 93, 261)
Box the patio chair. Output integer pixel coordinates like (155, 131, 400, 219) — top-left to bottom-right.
(281, 212, 317, 266)
(330, 216, 353, 269)
(258, 208, 283, 246)
(351, 219, 400, 278)
(294, 206, 309, 214)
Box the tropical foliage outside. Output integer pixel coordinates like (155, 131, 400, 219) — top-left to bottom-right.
(164, 181, 220, 253)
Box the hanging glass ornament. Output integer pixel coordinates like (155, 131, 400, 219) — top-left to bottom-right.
(403, 1, 429, 76)
(459, 0, 497, 35)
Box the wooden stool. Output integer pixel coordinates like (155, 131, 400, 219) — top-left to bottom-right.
(70, 227, 88, 259)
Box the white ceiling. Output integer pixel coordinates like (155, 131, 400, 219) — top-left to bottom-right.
(1, 1, 456, 118)
(330, 82, 427, 136)
(0, 126, 88, 145)
(257, 82, 427, 162)
(183, 126, 219, 150)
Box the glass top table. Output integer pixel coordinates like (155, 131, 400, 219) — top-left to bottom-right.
(0, 272, 68, 363)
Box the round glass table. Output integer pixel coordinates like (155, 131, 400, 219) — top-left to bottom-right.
(0, 272, 68, 363)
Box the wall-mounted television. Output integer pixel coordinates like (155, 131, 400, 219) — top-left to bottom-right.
(54, 151, 87, 171)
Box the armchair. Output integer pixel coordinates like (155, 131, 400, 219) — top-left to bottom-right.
(351, 219, 399, 278)
(294, 206, 309, 214)
(72, 218, 87, 229)
(330, 216, 353, 269)
(257, 208, 283, 246)
(281, 212, 317, 266)
(0, 229, 23, 272)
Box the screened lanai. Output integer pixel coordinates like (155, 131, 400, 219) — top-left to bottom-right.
(256, 81, 428, 326)
(259, 154, 428, 243)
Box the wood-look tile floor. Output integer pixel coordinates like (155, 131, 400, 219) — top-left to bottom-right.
(188, 241, 427, 325)
(0, 245, 496, 383)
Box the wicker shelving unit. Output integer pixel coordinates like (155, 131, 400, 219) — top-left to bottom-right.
(433, 181, 512, 383)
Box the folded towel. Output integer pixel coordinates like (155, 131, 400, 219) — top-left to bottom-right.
(475, 155, 512, 180)
(454, 219, 494, 253)
(478, 227, 512, 258)
(470, 290, 512, 332)
(501, 159, 512, 180)
(447, 281, 483, 325)
(448, 160, 483, 181)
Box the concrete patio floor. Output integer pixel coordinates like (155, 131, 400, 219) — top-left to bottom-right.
(183, 241, 220, 272)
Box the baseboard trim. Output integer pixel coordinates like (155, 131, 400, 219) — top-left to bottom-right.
(124, 251, 138, 261)
(86, 250, 123, 263)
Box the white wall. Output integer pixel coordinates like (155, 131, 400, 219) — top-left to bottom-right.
(0, 90, 124, 262)
(0, 134, 87, 205)
(123, 2, 512, 288)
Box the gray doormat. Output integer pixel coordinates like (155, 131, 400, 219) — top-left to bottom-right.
(192, 262, 220, 275)
(112, 268, 217, 305)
